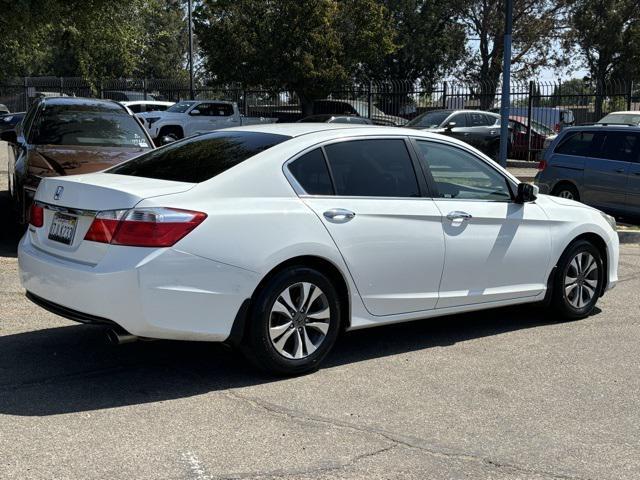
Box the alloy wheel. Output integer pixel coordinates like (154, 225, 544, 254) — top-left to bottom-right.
(268, 282, 331, 359)
(558, 190, 575, 199)
(564, 252, 599, 309)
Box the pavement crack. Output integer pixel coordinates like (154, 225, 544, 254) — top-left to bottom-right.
(225, 390, 594, 480)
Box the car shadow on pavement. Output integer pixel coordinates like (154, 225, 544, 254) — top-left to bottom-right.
(0, 304, 592, 416)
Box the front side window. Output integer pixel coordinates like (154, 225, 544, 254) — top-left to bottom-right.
(30, 105, 149, 147)
(323, 139, 420, 197)
(450, 113, 468, 128)
(196, 103, 234, 117)
(108, 131, 290, 183)
(415, 141, 512, 201)
(287, 149, 334, 195)
(469, 113, 489, 127)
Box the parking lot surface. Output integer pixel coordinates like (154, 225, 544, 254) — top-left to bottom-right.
(1, 143, 639, 479)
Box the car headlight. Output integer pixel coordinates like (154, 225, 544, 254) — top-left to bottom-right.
(599, 211, 617, 231)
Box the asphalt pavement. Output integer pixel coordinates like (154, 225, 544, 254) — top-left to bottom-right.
(1, 143, 639, 479)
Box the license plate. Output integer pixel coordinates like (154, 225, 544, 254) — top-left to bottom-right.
(48, 213, 78, 245)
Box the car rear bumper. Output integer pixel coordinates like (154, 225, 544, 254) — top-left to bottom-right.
(18, 234, 259, 341)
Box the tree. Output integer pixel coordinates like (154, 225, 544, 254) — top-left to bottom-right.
(458, 0, 570, 109)
(564, 0, 640, 115)
(194, 0, 396, 114)
(137, 0, 189, 79)
(375, 0, 467, 85)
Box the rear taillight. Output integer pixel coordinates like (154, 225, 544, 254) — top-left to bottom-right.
(537, 159, 547, 171)
(84, 208, 206, 247)
(554, 123, 561, 132)
(29, 204, 44, 228)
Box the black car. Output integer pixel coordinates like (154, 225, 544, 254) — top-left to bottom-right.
(298, 114, 373, 125)
(407, 109, 504, 159)
(0, 112, 25, 134)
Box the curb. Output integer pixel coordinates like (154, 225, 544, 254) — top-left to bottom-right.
(507, 159, 538, 168)
(618, 230, 640, 244)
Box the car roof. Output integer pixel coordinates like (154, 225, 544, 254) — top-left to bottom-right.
(121, 100, 174, 106)
(39, 96, 129, 111)
(561, 124, 640, 132)
(604, 111, 640, 115)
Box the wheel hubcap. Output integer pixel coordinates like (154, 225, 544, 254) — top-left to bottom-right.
(269, 282, 331, 360)
(564, 252, 599, 309)
(558, 190, 574, 199)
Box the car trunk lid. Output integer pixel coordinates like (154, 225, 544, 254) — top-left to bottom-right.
(30, 173, 195, 264)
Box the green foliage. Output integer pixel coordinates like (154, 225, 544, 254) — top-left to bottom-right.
(374, 0, 467, 86)
(194, 0, 396, 111)
(0, 0, 188, 82)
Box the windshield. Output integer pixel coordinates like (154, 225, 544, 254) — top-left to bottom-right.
(599, 113, 640, 125)
(407, 111, 451, 128)
(31, 105, 149, 148)
(167, 101, 196, 113)
(108, 131, 291, 183)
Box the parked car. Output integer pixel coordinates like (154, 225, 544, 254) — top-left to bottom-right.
(509, 115, 555, 160)
(137, 100, 277, 143)
(19, 124, 618, 375)
(502, 107, 575, 133)
(406, 109, 503, 159)
(597, 111, 640, 126)
(0, 112, 25, 134)
(121, 100, 175, 114)
(535, 125, 640, 220)
(102, 90, 160, 102)
(312, 99, 408, 126)
(298, 114, 373, 125)
(0, 97, 154, 224)
(0, 104, 9, 115)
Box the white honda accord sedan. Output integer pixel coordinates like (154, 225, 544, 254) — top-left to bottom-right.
(19, 124, 619, 375)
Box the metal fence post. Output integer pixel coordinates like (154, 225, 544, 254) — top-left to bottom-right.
(143, 78, 148, 100)
(59, 77, 64, 96)
(23, 77, 29, 111)
(627, 80, 633, 111)
(367, 80, 373, 120)
(526, 80, 534, 161)
(99, 79, 104, 99)
(442, 81, 447, 109)
(243, 87, 248, 116)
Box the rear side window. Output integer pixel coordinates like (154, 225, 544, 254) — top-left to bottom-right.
(469, 113, 489, 126)
(108, 131, 290, 183)
(197, 103, 234, 117)
(323, 139, 420, 197)
(554, 131, 598, 156)
(597, 132, 640, 162)
(288, 149, 334, 195)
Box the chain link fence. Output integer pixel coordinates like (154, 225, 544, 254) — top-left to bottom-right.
(2, 77, 639, 159)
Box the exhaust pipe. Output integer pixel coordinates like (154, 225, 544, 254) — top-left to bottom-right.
(106, 328, 139, 345)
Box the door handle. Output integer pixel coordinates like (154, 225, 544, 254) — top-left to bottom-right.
(446, 211, 473, 221)
(323, 208, 355, 223)
(634, 172, 640, 176)
(614, 168, 626, 173)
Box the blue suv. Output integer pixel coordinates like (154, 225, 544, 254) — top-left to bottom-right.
(535, 125, 640, 220)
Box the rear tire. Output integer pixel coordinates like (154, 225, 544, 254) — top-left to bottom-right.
(551, 240, 604, 320)
(242, 266, 342, 376)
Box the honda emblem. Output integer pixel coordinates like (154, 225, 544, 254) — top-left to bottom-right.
(54, 186, 64, 201)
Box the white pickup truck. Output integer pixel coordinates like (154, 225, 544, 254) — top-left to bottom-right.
(137, 100, 276, 143)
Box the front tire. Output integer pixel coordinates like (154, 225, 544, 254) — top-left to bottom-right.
(242, 266, 342, 376)
(551, 240, 604, 319)
(552, 183, 579, 201)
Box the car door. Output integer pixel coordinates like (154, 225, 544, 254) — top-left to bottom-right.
(464, 112, 500, 151)
(623, 134, 640, 218)
(288, 138, 446, 316)
(582, 131, 635, 215)
(412, 139, 551, 308)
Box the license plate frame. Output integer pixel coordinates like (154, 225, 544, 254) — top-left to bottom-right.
(48, 213, 78, 245)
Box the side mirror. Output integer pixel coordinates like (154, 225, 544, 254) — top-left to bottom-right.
(516, 182, 538, 203)
(0, 129, 17, 143)
(189, 109, 201, 116)
(445, 121, 456, 131)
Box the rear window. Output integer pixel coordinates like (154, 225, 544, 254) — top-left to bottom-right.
(108, 131, 290, 183)
(31, 104, 149, 148)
